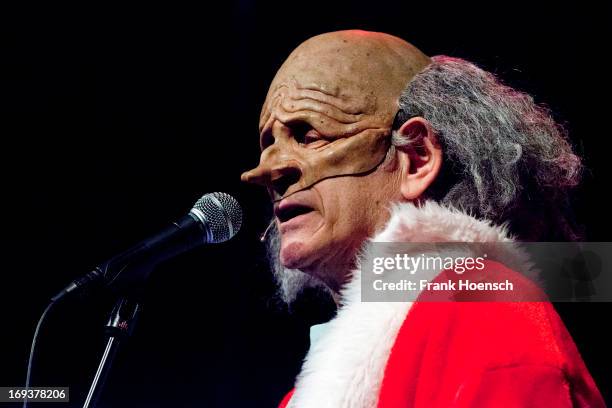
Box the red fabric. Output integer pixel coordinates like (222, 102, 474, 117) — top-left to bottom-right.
(378, 260, 605, 407)
(279, 260, 605, 407)
(278, 388, 294, 408)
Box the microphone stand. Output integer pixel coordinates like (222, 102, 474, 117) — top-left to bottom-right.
(82, 297, 140, 408)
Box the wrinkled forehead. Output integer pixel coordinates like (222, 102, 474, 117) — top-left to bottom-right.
(259, 31, 430, 135)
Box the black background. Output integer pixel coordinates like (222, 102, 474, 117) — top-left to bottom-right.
(1, 1, 610, 407)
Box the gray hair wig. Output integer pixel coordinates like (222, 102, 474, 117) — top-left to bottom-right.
(391, 55, 583, 241)
(269, 55, 584, 302)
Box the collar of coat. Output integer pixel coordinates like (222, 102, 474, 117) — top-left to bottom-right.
(287, 200, 537, 408)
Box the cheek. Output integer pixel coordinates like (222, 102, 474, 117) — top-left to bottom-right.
(317, 180, 375, 235)
(329, 173, 397, 235)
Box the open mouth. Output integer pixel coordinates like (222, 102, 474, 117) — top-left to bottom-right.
(275, 203, 314, 223)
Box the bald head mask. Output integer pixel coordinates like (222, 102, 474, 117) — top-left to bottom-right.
(241, 30, 430, 201)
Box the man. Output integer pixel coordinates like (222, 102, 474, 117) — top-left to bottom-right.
(241, 31, 605, 407)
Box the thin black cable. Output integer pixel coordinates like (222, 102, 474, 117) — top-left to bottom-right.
(23, 300, 56, 408)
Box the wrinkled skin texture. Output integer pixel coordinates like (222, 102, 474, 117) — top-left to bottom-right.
(243, 31, 430, 200)
(242, 31, 430, 290)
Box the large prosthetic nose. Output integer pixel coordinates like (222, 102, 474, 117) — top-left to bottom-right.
(240, 158, 302, 198)
(241, 120, 391, 201)
(240, 133, 303, 199)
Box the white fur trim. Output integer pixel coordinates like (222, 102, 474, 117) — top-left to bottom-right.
(287, 201, 536, 408)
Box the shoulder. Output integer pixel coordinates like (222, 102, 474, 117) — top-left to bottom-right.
(391, 259, 580, 372)
(381, 263, 605, 407)
(404, 261, 568, 369)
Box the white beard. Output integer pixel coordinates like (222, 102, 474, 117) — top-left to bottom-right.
(265, 220, 328, 304)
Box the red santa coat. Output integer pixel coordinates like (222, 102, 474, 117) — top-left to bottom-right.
(278, 202, 605, 407)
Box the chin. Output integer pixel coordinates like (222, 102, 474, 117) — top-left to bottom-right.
(280, 240, 312, 269)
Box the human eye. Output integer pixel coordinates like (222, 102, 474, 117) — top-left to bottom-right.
(291, 123, 328, 148)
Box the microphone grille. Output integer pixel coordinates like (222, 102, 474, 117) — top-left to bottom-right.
(192, 192, 243, 243)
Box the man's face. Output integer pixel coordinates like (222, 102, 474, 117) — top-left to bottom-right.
(269, 154, 400, 290)
(242, 31, 430, 290)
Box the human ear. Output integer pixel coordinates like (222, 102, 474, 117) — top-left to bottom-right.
(394, 117, 443, 200)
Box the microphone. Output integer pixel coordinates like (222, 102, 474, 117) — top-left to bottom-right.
(51, 192, 242, 301)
